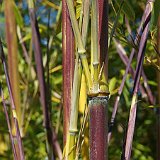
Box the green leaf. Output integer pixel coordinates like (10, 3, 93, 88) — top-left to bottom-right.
(13, 2, 24, 28)
(152, 0, 160, 26)
(109, 77, 117, 92)
(115, 0, 135, 21)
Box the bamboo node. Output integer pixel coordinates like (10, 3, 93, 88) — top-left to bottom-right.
(69, 129, 78, 134)
(12, 109, 17, 119)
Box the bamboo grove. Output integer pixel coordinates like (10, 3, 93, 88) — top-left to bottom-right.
(0, 0, 160, 159)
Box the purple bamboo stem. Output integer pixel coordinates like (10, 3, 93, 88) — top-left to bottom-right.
(0, 87, 17, 160)
(98, 0, 108, 68)
(29, 7, 62, 159)
(0, 40, 25, 160)
(89, 97, 108, 160)
(108, 0, 154, 143)
(115, 40, 147, 97)
(124, 5, 151, 159)
(62, 0, 75, 146)
(115, 40, 154, 103)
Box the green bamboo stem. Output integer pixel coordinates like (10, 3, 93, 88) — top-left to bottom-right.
(66, 59, 82, 159)
(81, 0, 91, 47)
(63, 0, 91, 158)
(91, 0, 99, 93)
(68, 134, 76, 159)
(78, 3, 83, 31)
(65, 0, 91, 158)
(66, 0, 85, 53)
(69, 60, 82, 133)
(80, 54, 92, 90)
(66, 0, 92, 91)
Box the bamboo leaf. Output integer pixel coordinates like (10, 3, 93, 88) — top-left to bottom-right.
(115, 0, 135, 21)
(13, 2, 24, 28)
(109, 77, 117, 93)
(152, 0, 160, 26)
(108, 0, 124, 48)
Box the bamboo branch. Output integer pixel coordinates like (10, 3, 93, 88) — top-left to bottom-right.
(124, 2, 152, 158)
(66, 0, 92, 91)
(108, 1, 154, 144)
(0, 39, 25, 160)
(0, 85, 17, 160)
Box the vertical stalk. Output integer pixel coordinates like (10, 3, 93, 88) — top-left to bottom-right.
(28, 1, 62, 159)
(108, 0, 154, 143)
(0, 40, 25, 160)
(81, 0, 91, 47)
(4, 0, 22, 133)
(4, 1, 23, 159)
(67, 60, 82, 159)
(124, 5, 152, 158)
(91, 0, 99, 93)
(66, 0, 85, 53)
(89, 97, 108, 160)
(62, 0, 75, 146)
(156, 14, 160, 160)
(115, 40, 154, 102)
(98, 0, 109, 84)
(66, 0, 92, 91)
(74, 1, 91, 159)
(65, 0, 91, 156)
(88, 0, 108, 160)
(0, 86, 17, 160)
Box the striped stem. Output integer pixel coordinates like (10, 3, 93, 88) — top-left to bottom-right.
(89, 97, 108, 160)
(124, 3, 152, 158)
(108, 1, 154, 143)
(4, 0, 22, 137)
(66, 0, 92, 91)
(0, 86, 17, 159)
(91, 0, 99, 93)
(0, 40, 25, 160)
(62, 0, 75, 147)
